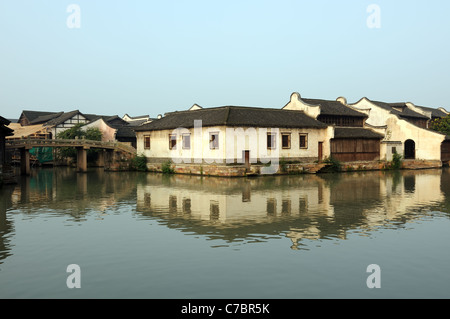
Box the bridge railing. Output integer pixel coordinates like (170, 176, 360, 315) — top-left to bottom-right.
(5, 138, 137, 154)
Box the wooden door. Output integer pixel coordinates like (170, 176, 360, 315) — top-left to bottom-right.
(318, 142, 323, 162)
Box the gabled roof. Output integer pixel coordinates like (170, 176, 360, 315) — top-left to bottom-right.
(45, 110, 85, 126)
(135, 106, 328, 131)
(333, 127, 384, 139)
(302, 98, 368, 117)
(20, 110, 60, 123)
(368, 100, 429, 119)
(414, 105, 448, 118)
(30, 112, 64, 125)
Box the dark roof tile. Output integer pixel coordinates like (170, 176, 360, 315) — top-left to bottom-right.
(369, 100, 429, 119)
(302, 98, 367, 117)
(135, 106, 327, 131)
(333, 127, 384, 139)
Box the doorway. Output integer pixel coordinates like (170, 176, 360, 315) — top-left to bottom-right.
(318, 142, 323, 162)
(404, 139, 415, 159)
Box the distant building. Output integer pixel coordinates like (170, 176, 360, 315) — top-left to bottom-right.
(82, 115, 138, 148)
(122, 114, 152, 126)
(17, 110, 89, 138)
(6, 123, 52, 140)
(18, 110, 61, 126)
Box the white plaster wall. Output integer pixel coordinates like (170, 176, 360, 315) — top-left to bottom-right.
(350, 98, 392, 127)
(282, 92, 321, 119)
(385, 116, 445, 160)
(82, 119, 116, 142)
(351, 98, 445, 160)
(136, 125, 333, 163)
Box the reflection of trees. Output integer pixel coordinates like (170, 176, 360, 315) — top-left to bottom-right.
(9, 168, 139, 221)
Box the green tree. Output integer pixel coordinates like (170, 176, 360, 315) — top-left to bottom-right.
(56, 124, 103, 160)
(430, 115, 450, 136)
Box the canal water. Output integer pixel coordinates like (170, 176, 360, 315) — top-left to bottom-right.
(1, 167, 450, 299)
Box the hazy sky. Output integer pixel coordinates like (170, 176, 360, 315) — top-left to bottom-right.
(1, 0, 449, 119)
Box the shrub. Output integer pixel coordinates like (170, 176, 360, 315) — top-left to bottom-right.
(322, 156, 342, 172)
(131, 154, 147, 171)
(161, 160, 175, 174)
(390, 152, 403, 170)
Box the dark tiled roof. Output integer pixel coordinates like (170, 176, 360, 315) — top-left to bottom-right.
(135, 106, 327, 131)
(30, 112, 64, 124)
(45, 110, 83, 126)
(302, 98, 367, 117)
(115, 126, 136, 138)
(369, 100, 429, 119)
(0, 116, 11, 126)
(20, 110, 60, 123)
(415, 105, 448, 118)
(126, 119, 150, 126)
(333, 127, 384, 139)
(0, 116, 14, 136)
(124, 114, 149, 120)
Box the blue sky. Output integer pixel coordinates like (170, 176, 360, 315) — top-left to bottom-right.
(1, 0, 449, 119)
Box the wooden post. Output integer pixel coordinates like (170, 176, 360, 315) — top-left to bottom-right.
(20, 147, 30, 175)
(77, 147, 88, 173)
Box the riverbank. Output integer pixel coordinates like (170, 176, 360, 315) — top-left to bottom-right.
(144, 159, 445, 177)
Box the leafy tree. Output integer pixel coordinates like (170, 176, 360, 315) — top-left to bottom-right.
(430, 115, 450, 136)
(56, 124, 103, 160)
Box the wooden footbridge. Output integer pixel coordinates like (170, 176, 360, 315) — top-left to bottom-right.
(6, 138, 137, 175)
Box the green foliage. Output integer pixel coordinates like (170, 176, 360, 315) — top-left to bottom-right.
(280, 157, 288, 173)
(383, 152, 403, 170)
(56, 124, 103, 160)
(322, 156, 342, 172)
(430, 115, 450, 136)
(390, 152, 403, 169)
(161, 160, 175, 174)
(131, 154, 148, 171)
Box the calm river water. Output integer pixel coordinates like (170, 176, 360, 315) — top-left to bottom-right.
(1, 167, 450, 299)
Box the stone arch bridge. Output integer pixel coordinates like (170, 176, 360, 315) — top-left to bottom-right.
(6, 138, 137, 175)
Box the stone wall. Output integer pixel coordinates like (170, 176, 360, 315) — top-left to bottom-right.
(145, 159, 444, 177)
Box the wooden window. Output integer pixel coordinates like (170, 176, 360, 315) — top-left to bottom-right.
(267, 133, 276, 149)
(169, 134, 177, 150)
(144, 135, 151, 149)
(210, 132, 219, 149)
(299, 134, 308, 149)
(182, 134, 191, 149)
(281, 133, 291, 149)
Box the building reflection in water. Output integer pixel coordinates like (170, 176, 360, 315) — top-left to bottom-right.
(0, 167, 449, 265)
(136, 169, 448, 250)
